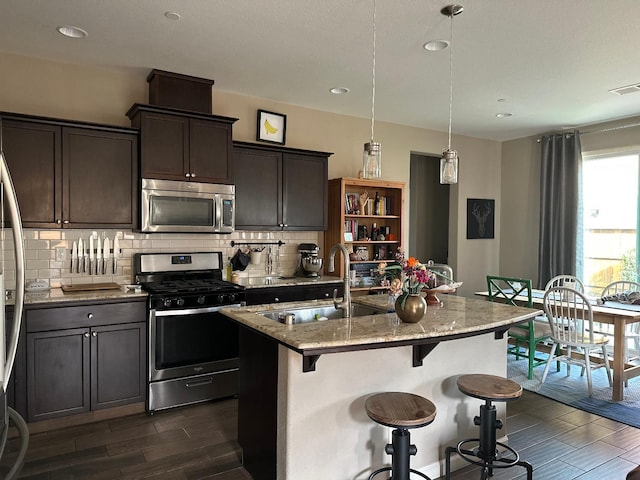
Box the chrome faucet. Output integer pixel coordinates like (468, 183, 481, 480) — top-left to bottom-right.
(328, 243, 351, 317)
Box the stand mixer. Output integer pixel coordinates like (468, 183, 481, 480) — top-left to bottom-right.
(295, 243, 323, 277)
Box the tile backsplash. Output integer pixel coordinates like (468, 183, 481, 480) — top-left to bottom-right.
(1, 229, 324, 290)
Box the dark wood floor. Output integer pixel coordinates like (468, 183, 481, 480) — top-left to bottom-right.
(1, 390, 639, 479)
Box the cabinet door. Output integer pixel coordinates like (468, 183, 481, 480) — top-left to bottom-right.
(139, 111, 189, 181)
(189, 118, 233, 183)
(91, 322, 146, 410)
(63, 127, 139, 228)
(27, 328, 90, 422)
(1, 119, 62, 227)
(282, 153, 327, 230)
(234, 147, 282, 230)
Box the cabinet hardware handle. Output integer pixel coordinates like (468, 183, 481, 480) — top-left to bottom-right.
(191, 173, 196, 178)
(92, 331, 97, 337)
(185, 173, 191, 178)
(324, 293, 329, 297)
(57, 219, 62, 225)
(274, 297, 280, 302)
(63, 220, 69, 224)
(278, 223, 283, 228)
(87, 313, 93, 319)
(84, 332, 89, 338)
(283, 224, 288, 228)
(185, 378, 212, 388)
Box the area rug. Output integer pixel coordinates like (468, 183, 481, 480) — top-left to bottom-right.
(507, 355, 640, 428)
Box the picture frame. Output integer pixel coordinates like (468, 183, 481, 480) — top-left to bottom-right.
(256, 109, 286, 145)
(466, 198, 495, 239)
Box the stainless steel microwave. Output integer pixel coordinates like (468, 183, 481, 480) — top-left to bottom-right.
(140, 178, 235, 233)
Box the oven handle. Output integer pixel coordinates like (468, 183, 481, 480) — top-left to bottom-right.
(152, 304, 243, 317)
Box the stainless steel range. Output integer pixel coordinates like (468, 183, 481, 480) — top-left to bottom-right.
(134, 252, 245, 413)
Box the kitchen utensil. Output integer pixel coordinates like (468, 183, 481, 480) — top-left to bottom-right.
(96, 236, 102, 275)
(78, 238, 84, 274)
(113, 235, 119, 274)
(265, 246, 273, 275)
(250, 249, 262, 265)
(89, 235, 95, 275)
(103, 237, 110, 275)
(71, 241, 77, 273)
(230, 249, 250, 271)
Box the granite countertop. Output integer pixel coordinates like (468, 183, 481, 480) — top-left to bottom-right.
(221, 294, 542, 353)
(7, 287, 148, 306)
(235, 275, 342, 288)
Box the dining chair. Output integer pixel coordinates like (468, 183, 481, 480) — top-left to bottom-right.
(542, 286, 612, 396)
(486, 275, 552, 379)
(544, 274, 584, 293)
(601, 280, 640, 384)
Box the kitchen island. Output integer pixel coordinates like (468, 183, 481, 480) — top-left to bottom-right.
(221, 294, 541, 480)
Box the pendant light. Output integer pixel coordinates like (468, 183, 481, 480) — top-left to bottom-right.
(440, 4, 463, 185)
(362, 0, 381, 179)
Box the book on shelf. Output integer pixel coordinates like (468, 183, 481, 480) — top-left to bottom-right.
(345, 193, 359, 214)
(343, 219, 358, 239)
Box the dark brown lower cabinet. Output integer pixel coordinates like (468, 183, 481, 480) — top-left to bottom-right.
(26, 301, 146, 422)
(238, 326, 278, 480)
(245, 282, 343, 306)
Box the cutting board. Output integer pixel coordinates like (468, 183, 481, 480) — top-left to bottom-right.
(61, 282, 121, 293)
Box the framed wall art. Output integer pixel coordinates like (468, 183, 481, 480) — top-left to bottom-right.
(256, 109, 286, 145)
(467, 198, 495, 239)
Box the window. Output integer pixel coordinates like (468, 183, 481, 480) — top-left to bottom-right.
(579, 151, 639, 296)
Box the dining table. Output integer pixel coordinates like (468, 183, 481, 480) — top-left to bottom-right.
(476, 289, 640, 401)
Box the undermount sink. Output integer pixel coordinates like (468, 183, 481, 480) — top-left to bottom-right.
(258, 304, 385, 324)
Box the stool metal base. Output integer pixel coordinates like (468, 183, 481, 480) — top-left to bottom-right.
(444, 401, 532, 480)
(368, 427, 431, 480)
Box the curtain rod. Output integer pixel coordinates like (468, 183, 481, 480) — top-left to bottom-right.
(536, 121, 640, 142)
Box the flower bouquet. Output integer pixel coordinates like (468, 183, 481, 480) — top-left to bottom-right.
(376, 248, 461, 308)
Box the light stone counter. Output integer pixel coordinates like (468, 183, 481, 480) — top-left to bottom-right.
(222, 293, 541, 357)
(7, 287, 148, 306)
(235, 274, 342, 288)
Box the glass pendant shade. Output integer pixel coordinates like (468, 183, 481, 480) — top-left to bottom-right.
(440, 148, 458, 184)
(363, 142, 382, 179)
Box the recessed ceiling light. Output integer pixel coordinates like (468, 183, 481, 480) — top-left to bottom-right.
(330, 87, 350, 95)
(497, 98, 507, 102)
(56, 25, 88, 38)
(423, 40, 449, 51)
(496, 113, 513, 118)
(164, 11, 181, 20)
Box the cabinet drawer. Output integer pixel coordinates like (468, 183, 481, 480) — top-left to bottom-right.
(27, 301, 146, 332)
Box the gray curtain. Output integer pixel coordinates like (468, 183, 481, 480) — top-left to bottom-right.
(537, 131, 582, 289)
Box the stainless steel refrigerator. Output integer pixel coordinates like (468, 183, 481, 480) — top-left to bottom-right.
(0, 121, 28, 478)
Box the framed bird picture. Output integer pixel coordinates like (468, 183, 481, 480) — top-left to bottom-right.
(257, 109, 286, 144)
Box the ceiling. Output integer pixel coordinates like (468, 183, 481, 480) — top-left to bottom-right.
(2, 0, 640, 142)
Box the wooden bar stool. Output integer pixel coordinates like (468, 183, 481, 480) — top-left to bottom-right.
(445, 374, 533, 480)
(365, 391, 437, 480)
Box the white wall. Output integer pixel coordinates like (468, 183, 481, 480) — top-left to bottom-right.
(0, 51, 503, 296)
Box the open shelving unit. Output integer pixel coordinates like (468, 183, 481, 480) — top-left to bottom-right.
(324, 177, 405, 294)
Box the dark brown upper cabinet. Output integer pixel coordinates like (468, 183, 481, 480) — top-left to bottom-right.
(233, 142, 331, 231)
(127, 104, 238, 184)
(1, 113, 139, 229)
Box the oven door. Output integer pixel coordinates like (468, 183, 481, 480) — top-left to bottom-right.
(149, 304, 241, 382)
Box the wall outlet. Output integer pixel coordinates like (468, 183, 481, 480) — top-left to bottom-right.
(56, 247, 67, 261)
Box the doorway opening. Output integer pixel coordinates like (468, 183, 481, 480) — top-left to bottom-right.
(409, 153, 450, 264)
